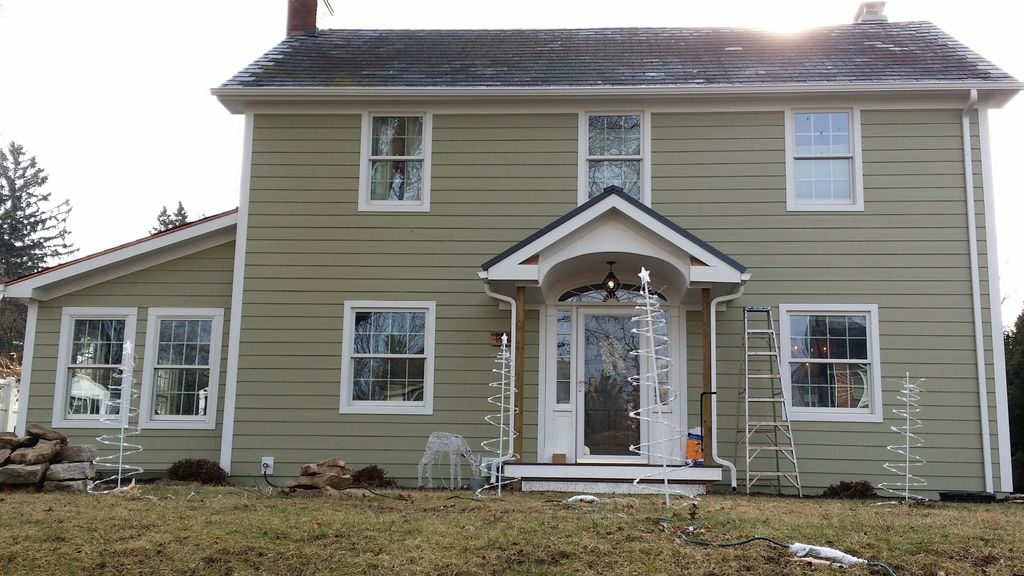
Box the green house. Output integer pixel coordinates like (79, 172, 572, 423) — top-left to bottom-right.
(3, 1, 1019, 496)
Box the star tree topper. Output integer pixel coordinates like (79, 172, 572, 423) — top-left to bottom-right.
(638, 266, 651, 284)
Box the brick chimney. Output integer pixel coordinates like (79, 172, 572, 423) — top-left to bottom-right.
(287, 0, 317, 36)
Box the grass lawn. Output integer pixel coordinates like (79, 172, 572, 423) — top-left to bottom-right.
(1, 484, 1021, 575)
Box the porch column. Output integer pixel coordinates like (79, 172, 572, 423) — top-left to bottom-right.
(513, 285, 526, 461)
(701, 288, 713, 455)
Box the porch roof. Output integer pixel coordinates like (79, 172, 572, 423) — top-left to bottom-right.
(480, 187, 747, 289)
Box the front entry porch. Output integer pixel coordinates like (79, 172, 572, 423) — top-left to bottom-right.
(479, 187, 750, 492)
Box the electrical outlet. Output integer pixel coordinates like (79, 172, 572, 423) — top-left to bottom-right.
(261, 456, 274, 475)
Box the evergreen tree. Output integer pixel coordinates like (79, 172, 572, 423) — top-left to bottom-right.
(1006, 309, 1024, 491)
(0, 141, 76, 363)
(151, 201, 190, 233)
(0, 142, 75, 280)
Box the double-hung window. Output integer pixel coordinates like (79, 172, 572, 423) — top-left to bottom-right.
(359, 113, 431, 212)
(53, 307, 137, 427)
(786, 109, 863, 211)
(779, 304, 882, 422)
(340, 301, 435, 415)
(140, 308, 224, 429)
(580, 112, 648, 203)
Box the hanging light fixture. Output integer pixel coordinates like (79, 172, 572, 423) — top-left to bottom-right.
(603, 261, 621, 301)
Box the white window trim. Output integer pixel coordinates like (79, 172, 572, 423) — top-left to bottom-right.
(784, 108, 864, 212)
(52, 307, 138, 429)
(340, 300, 436, 415)
(779, 304, 882, 423)
(139, 308, 225, 430)
(578, 110, 652, 206)
(357, 112, 432, 212)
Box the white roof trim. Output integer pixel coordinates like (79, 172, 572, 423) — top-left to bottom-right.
(213, 82, 1023, 113)
(2, 212, 238, 301)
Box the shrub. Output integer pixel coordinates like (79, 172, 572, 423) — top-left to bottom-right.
(821, 480, 877, 499)
(352, 465, 398, 488)
(167, 458, 228, 485)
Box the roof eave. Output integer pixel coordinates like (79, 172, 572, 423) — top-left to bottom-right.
(212, 81, 1024, 113)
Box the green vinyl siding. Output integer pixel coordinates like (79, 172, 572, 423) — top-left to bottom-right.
(657, 109, 1002, 494)
(235, 113, 574, 482)
(24, 242, 235, 470)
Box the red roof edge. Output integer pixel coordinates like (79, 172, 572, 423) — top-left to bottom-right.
(4, 208, 239, 287)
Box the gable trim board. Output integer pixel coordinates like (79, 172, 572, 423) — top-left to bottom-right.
(979, 107, 1013, 493)
(219, 111, 255, 474)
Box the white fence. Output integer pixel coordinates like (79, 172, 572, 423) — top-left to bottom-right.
(0, 377, 18, 433)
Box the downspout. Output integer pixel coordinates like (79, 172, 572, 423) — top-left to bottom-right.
(961, 88, 994, 493)
(483, 281, 516, 462)
(709, 283, 745, 489)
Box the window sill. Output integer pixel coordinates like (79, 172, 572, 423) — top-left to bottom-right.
(357, 201, 430, 213)
(786, 202, 864, 212)
(141, 418, 217, 430)
(340, 402, 433, 415)
(787, 409, 882, 423)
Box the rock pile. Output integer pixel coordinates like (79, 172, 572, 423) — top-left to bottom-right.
(0, 424, 96, 492)
(282, 458, 354, 494)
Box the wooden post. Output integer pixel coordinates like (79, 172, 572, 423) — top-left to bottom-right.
(513, 285, 526, 462)
(701, 288, 713, 455)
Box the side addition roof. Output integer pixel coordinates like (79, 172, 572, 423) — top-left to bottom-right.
(1, 209, 238, 301)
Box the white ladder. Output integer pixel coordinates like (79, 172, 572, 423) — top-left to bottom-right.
(742, 306, 802, 496)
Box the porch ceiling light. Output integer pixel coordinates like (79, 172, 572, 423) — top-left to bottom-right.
(603, 261, 621, 301)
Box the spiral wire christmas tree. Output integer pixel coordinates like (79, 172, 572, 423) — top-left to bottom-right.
(88, 340, 144, 494)
(476, 333, 518, 497)
(878, 372, 927, 502)
(628, 267, 693, 507)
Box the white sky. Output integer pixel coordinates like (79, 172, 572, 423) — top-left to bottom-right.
(0, 0, 1021, 324)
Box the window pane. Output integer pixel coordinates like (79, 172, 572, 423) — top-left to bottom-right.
(370, 160, 422, 201)
(154, 368, 210, 416)
(588, 160, 641, 199)
(794, 111, 851, 156)
(588, 114, 640, 156)
(70, 319, 125, 366)
(67, 367, 120, 415)
(372, 116, 423, 157)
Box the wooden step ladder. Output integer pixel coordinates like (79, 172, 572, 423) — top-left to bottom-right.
(742, 306, 802, 496)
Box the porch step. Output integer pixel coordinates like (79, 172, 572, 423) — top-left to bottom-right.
(505, 463, 721, 484)
(520, 480, 707, 496)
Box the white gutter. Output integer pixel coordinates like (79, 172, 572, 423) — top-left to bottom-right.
(482, 282, 517, 462)
(212, 82, 1024, 113)
(962, 88, 994, 493)
(709, 283, 746, 489)
(979, 107, 1014, 493)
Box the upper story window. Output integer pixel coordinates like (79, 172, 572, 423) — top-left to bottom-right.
(359, 113, 432, 212)
(786, 109, 863, 211)
(340, 301, 436, 415)
(140, 308, 224, 430)
(580, 112, 649, 204)
(53, 307, 138, 427)
(779, 304, 882, 422)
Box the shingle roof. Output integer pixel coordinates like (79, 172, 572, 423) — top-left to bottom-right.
(220, 22, 1017, 89)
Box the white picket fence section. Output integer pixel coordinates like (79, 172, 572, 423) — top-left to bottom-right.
(0, 377, 19, 433)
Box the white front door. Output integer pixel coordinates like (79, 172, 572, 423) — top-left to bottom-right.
(576, 309, 646, 462)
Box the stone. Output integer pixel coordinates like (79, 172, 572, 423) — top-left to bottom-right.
(42, 480, 90, 493)
(8, 439, 60, 466)
(26, 423, 68, 445)
(45, 462, 96, 481)
(0, 463, 48, 485)
(284, 473, 353, 491)
(0, 449, 9, 465)
(317, 458, 346, 468)
(299, 463, 354, 477)
(0, 435, 36, 451)
(57, 445, 97, 463)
